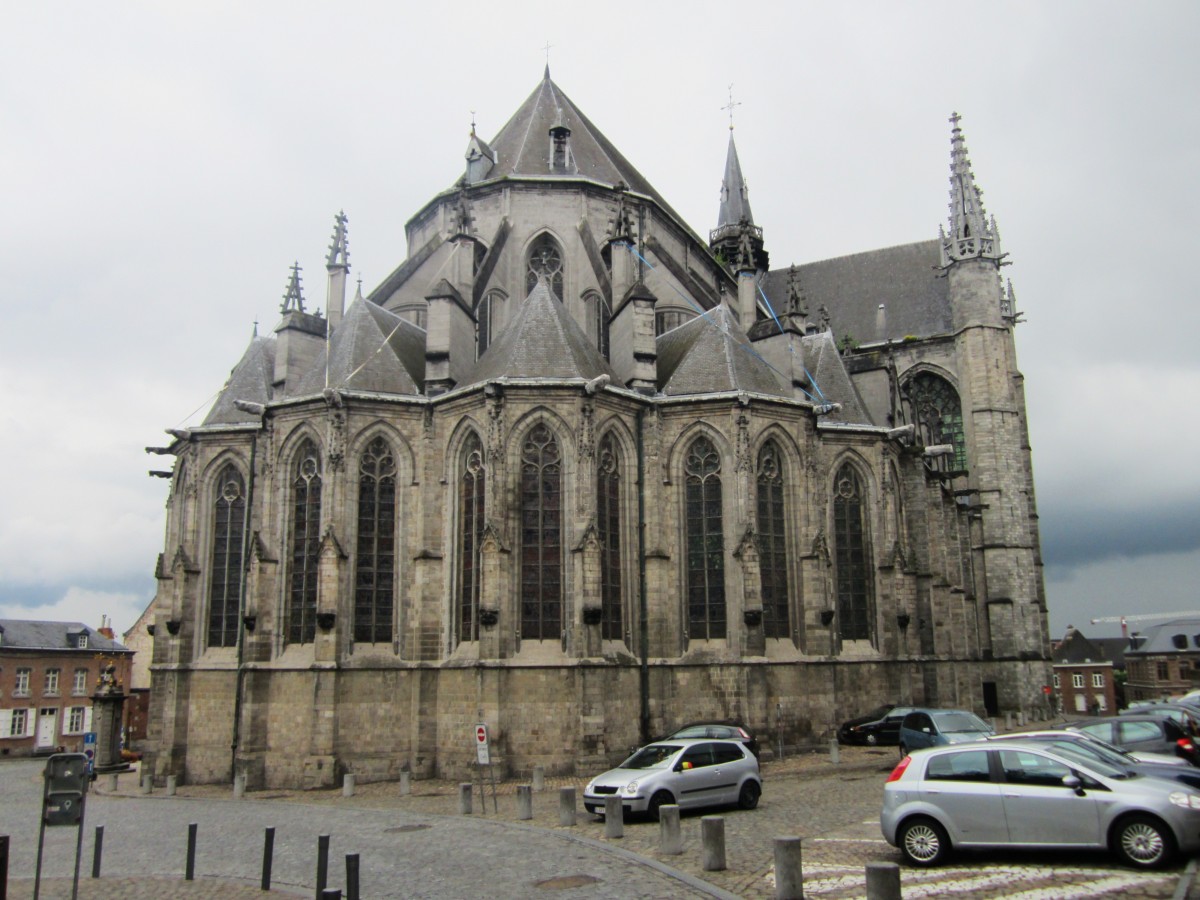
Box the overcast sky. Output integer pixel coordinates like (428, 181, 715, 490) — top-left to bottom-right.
(2, 1, 1197, 642)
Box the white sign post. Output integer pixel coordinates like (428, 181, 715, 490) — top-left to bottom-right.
(473, 723, 498, 813)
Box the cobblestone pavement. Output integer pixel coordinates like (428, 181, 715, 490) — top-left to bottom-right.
(4, 746, 1199, 898)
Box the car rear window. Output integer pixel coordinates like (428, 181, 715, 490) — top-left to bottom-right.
(926, 749, 990, 782)
(1120, 720, 1165, 744)
(712, 742, 745, 764)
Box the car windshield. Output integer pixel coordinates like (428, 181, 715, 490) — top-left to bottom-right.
(1074, 733, 1136, 760)
(934, 713, 990, 733)
(1044, 741, 1133, 779)
(862, 706, 892, 720)
(620, 744, 682, 769)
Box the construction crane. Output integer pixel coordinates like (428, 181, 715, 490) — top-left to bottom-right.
(1090, 612, 1200, 638)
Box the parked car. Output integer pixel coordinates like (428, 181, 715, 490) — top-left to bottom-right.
(839, 705, 914, 746)
(986, 730, 1200, 789)
(1067, 715, 1198, 765)
(583, 739, 762, 821)
(897, 709, 994, 755)
(1121, 703, 1200, 736)
(661, 722, 759, 759)
(882, 739, 1200, 868)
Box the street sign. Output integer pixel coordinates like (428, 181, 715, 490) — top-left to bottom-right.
(83, 732, 97, 774)
(475, 723, 490, 765)
(1042, 685, 1052, 695)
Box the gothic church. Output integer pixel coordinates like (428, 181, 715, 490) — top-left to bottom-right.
(145, 69, 1051, 788)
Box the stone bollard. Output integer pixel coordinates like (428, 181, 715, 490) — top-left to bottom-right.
(659, 805, 682, 855)
(989, 717, 997, 733)
(400, 771, 411, 796)
(104, 773, 118, 792)
(516, 785, 533, 820)
(343, 774, 355, 798)
(459, 783, 473, 815)
(1018, 711, 1026, 727)
(558, 787, 576, 826)
(701, 816, 726, 871)
(233, 774, 246, 799)
(140, 775, 152, 795)
(166, 775, 177, 797)
(829, 738, 840, 765)
(603, 795, 623, 838)
(532, 765, 545, 792)
(1005, 711, 1013, 730)
(865, 861, 902, 900)
(773, 836, 803, 900)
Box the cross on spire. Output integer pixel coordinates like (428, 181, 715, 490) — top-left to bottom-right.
(543, 41, 553, 78)
(722, 84, 741, 131)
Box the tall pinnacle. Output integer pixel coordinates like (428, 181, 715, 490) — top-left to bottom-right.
(326, 210, 349, 270)
(940, 112, 1003, 266)
(717, 133, 754, 228)
(280, 262, 305, 314)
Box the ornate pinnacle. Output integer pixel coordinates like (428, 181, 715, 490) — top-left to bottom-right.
(941, 112, 1003, 266)
(326, 210, 350, 269)
(281, 262, 305, 314)
(786, 264, 808, 317)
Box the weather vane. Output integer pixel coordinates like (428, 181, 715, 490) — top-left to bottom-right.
(722, 83, 741, 131)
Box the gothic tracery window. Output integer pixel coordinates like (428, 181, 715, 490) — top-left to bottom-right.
(355, 437, 396, 644)
(208, 464, 247, 648)
(833, 463, 874, 643)
(908, 372, 967, 472)
(597, 434, 622, 641)
(586, 291, 611, 360)
(521, 423, 562, 640)
(457, 433, 486, 644)
(756, 442, 789, 639)
(685, 436, 726, 640)
(287, 439, 322, 645)
(526, 233, 564, 300)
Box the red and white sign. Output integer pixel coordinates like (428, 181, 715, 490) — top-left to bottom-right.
(475, 723, 490, 765)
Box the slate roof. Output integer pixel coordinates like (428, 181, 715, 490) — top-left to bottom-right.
(657, 304, 788, 398)
(762, 240, 950, 345)
(1126, 619, 1200, 656)
(1053, 629, 1117, 665)
(458, 279, 623, 388)
(717, 134, 753, 228)
(801, 330, 874, 425)
(0, 619, 130, 653)
(294, 293, 425, 397)
(202, 335, 276, 426)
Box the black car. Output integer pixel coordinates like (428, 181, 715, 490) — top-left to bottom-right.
(662, 722, 759, 759)
(839, 705, 913, 746)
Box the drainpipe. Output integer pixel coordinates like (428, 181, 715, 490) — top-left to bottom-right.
(636, 407, 650, 746)
(230, 428, 258, 780)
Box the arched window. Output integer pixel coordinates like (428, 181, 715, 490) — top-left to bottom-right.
(756, 442, 789, 639)
(354, 437, 396, 644)
(287, 439, 322, 644)
(908, 372, 967, 471)
(476, 289, 505, 359)
(526, 233, 564, 300)
(655, 308, 691, 336)
(520, 423, 562, 640)
(207, 464, 246, 648)
(585, 291, 611, 360)
(685, 436, 725, 639)
(833, 464, 874, 642)
(597, 434, 622, 641)
(457, 433, 486, 644)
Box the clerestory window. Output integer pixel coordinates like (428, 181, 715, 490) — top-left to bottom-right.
(907, 372, 967, 472)
(354, 437, 396, 644)
(457, 434, 486, 644)
(287, 439, 322, 644)
(597, 434, 622, 641)
(520, 424, 562, 641)
(833, 463, 874, 642)
(756, 441, 789, 639)
(526, 234, 564, 301)
(208, 464, 246, 648)
(685, 436, 726, 640)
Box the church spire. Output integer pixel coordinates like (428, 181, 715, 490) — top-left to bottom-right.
(940, 112, 1003, 267)
(281, 262, 305, 314)
(717, 132, 754, 229)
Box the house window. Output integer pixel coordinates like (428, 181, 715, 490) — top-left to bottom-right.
(45, 669, 60, 695)
(72, 669, 87, 695)
(685, 436, 726, 640)
(354, 437, 396, 644)
(833, 464, 874, 642)
(457, 433, 486, 644)
(66, 707, 86, 734)
(1158, 662, 1170, 680)
(287, 439, 322, 645)
(77, 633, 88, 649)
(597, 434, 622, 641)
(1053, 673, 1060, 688)
(1092, 672, 1105, 688)
(520, 424, 562, 641)
(1072, 673, 1084, 689)
(9, 708, 28, 737)
(756, 441, 789, 639)
(906, 372, 967, 471)
(208, 464, 247, 648)
(14, 668, 31, 696)
(526, 234, 564, 300)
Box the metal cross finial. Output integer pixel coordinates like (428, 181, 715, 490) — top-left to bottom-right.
(543, 41, 553, 65)
(470, 109, 477, 133)
(722, 84, 741, 131)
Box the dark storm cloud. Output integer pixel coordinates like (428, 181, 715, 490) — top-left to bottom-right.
(1042, 499, 1200, 569)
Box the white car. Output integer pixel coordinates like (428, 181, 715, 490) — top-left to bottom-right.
(583, 738, 762, 821)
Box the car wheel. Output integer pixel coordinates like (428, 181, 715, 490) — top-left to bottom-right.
(865, 733, 878, 746)
(737, 780, 761, 810)
(647, 790, 674, 822)
(898, 817, 950, 867)
(1112, 814, 1176, 869)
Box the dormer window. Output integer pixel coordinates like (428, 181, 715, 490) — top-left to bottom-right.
(77, 633, 88, 649)
(549, 123, 572, 171)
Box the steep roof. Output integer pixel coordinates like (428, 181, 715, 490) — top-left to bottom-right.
(0, 619, 130, 653)
(1053, 628, 1115, 665)
(1126, 619, 1200, 656)
(717, 134, 754, 228)
(802, 331, 874, 425)
(203, 335, 276, 426)
(657, 304, 787, 398)
(458, 279, 622, 388)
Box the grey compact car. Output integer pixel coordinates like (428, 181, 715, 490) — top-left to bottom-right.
(882, 739, 1200, 868)
(583, 739, 762, 820)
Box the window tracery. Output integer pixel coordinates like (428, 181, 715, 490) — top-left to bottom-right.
(756, 442, 789, 639)
(597, 434, 622, 641)
(208, 464, 246, 648)
(287, 439, 322, 644)
(685, 436, 726, 640)
(354, 437, 396, 644)
(521, 423, 562, 640)
(457, 434, 486, 644)
(833, 463, 873, 642)
(907, 372, 967, 471)
(526, 234, 564, 300)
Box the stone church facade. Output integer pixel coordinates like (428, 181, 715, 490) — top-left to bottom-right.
(144, 70, 1051, 789)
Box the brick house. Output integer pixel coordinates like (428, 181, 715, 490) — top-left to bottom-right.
(0, 619, 134, 757)
(1052, 626, 1119, 715)
(1124, 618, 1200, 702)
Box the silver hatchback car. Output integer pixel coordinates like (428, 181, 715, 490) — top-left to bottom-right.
(583, 739, 762, 820)
(882, 739, 1200, 869)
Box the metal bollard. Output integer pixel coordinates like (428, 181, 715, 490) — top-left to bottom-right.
(343, 774, 355, 798)
(773, 836, 803, 899)
(399, 771, 411, 795)
(865, 861, 902, 900)
(185, 823, 198, 881)
(166, 775, 177, 796)
(346, 853, 360, 900)
(532, 765, 545, 792)
(603, 795, 623, 838)
(0, 834, 8, 900)
(91, 825, 104, 878)
(516, 785, 533, 820)
(659, 805, 682, 855)
(558, 787, 576, 826)
(316, 834, 330, 900)
(701, 816, 726, 871)
(261, 827, 275, 891)
(829, 738, 840, 765)
(458, 783, 473, 815)
(321, 891, 341, 900)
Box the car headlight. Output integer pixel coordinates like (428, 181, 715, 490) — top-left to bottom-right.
(1168, 791, 1200, 810)
(585, 781, 595, 794)
(624, 781, 639, 795)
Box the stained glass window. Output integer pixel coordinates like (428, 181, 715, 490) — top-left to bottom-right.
(458, 434, 485, 644)
(756, 442, 789, 639)
(355, 437, 396, 644)
(908, 373, 967, 471)
(526, 234, 564, 300)
(521, 424, 562, 640)
(208, 464, 246, 648)
(833, 464, 873, 642)
(685, 437, 726, 640)
(597, 434, 622, 641)
(287, 440, 322, 644)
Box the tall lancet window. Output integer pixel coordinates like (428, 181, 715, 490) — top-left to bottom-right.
(908, 373, 967, 472)
(756, 442, 789, 639)
(685, 436, 726, 640)
(833, 464, 874, 642)
(586, 291, 611, 360)
(207, 464, 246, 648)
(457, 434, 486, 644)
(597, 434, 622, 641)
(526, 233, 564, 301)
(354, 437, 396, 644)
(476, 290, 504, 359)
(520, 423, 562, 641)
(287, 440, 322, 644)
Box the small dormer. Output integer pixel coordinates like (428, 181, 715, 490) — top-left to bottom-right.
(549, 120, 573, 172)
(67, 627, 89, 650)
(1173, 633, 1188, 650)
(465, 126, 496, 185)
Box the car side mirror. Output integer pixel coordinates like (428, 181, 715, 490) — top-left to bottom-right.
(922, 727, 932, 734)
(1062, 774, 1084, 796)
